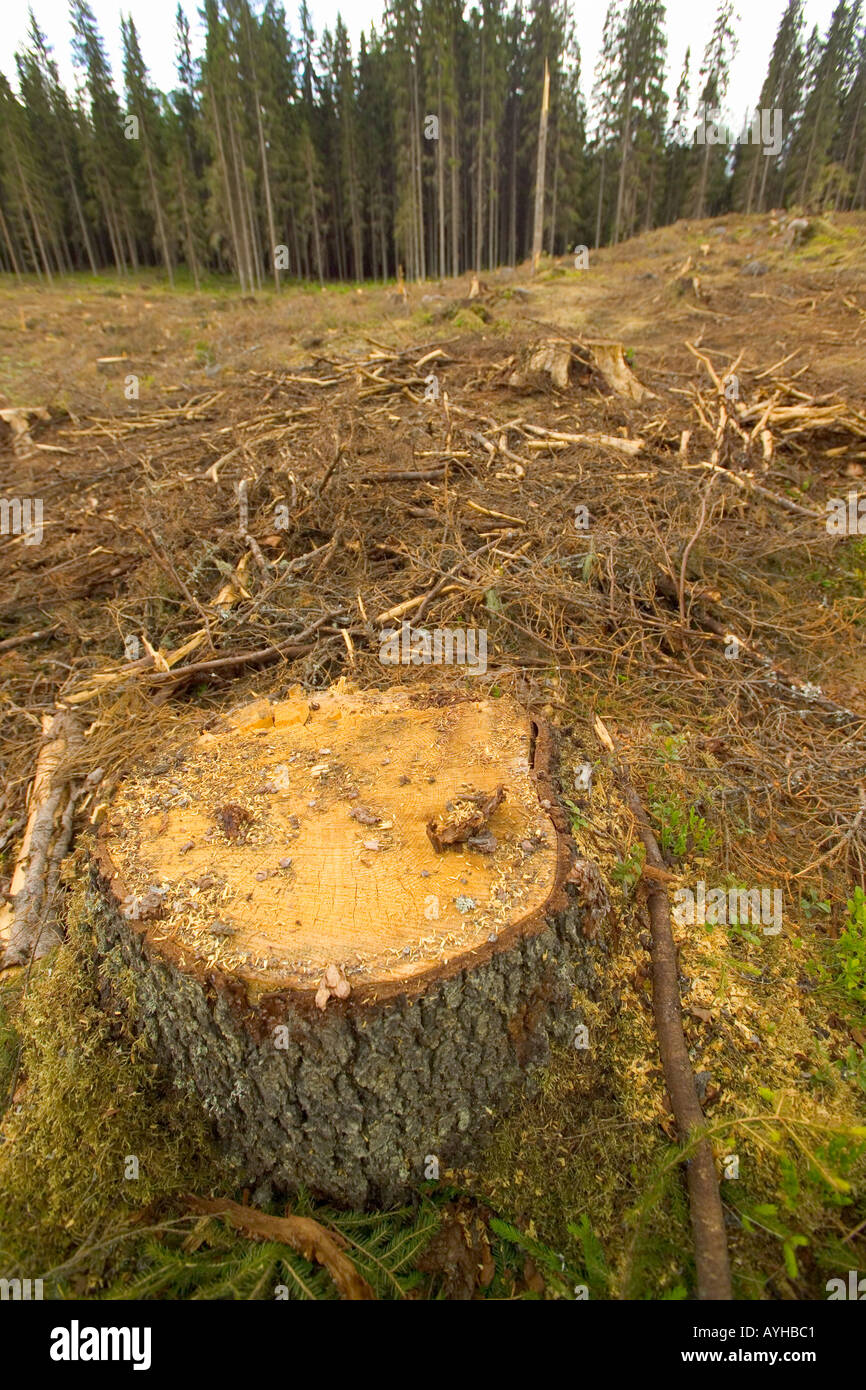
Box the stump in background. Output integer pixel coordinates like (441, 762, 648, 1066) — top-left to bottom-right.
(89, 683, 601, 1206)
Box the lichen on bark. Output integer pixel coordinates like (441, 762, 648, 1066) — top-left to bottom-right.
(88, 866, 598, 1208)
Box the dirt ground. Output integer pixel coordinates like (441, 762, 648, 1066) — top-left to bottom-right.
(0, 210, 865, 1300)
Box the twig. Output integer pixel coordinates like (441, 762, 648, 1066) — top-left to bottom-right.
(0, 626, 59, 654)
(134, 521, 217, 652)
(678, 476, 715, 625)
(692, 461, 823, 520)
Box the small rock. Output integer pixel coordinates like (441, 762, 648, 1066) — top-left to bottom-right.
(694, 1071, 712, 1102)
(467, 829, 497, 854)
(741, 259, 769, 277)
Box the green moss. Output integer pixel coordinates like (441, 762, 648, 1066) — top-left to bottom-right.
(0, 882, 235, 1292)
(473, 1042, 694, 1299)
(452, 309, 487, 332)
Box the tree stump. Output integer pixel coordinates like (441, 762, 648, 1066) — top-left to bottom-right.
(88, 682, 601, 1207)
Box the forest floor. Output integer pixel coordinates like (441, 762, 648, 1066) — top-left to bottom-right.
(0, 210, 865, 1300)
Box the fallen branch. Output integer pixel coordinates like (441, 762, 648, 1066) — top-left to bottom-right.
(146, 634, 325, 688)
(593, 715, 732, 1301)
(692, 460, 823, 520)
(655, 573, 864, 725)
(678, 476, 716, 625)
(0, 626, 59, 655)
(0, 711, 84, 968)
(521, 423, 645, 456)
(185, 1195, 376, 1300)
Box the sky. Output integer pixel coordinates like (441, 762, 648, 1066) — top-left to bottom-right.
(0, 0, 841, 127)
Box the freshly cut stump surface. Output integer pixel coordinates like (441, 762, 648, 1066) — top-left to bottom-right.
(89, 682, 599, 1206)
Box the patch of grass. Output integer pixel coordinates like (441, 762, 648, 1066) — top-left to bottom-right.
(832, 887, 866, 1007)
(100, 1194, 440, 1301)
(648, 787, 717, 859)
(474, 1043, 694, 1299)
(611, 843, 646, 895)
(720, 1087, 866, 1295)
(808, 536, 866, 607)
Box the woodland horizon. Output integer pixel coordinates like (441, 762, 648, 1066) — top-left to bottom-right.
(0, 0, 864, 289)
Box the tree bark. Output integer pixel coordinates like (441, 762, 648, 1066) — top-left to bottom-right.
(531, 58, 550, 273)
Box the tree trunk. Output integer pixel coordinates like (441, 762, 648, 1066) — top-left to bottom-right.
(411, 57, 426, 281)
(509, 99, 518, 264)
(548, 111, 560, 256)
(695, 138, 711, 219)
(88, 686, 601, 1208)
(10, 142, 53, 283)
(304, 132, 324, 285)
(531, 58, 550, 273)
(64, 157, 98, 275)
(475, 37, 485, 272)
(143, 139, 174, 287)
(437, 71, 445, 279)
(595, 142, 606, 248)
(451, 99, 460, 276)
(613, 76, 633, 244)
(227, 99, 259, 290)
(175, 159, 201, 290)
(0, 201, 23, 279)
(209, 85, 246, 291)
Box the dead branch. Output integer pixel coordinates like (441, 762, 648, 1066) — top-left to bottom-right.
(593, 715, 733, 1302)
(185, 1195, 376, 1300)
(0, 711, 84, 968)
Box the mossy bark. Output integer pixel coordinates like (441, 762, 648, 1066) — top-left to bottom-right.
(88, 862, 599, 1208)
